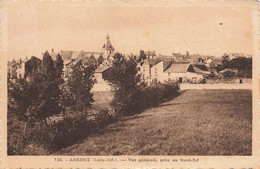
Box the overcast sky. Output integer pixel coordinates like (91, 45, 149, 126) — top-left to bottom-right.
(4, 1, 254, 60)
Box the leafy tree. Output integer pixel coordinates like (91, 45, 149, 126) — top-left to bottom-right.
(54, 53, 64, 78)
(8, 51, 63, 126)
(41, 51, 55, 73)
(97, 55, 104, 66)
(137, 50, 147, 62)
(88, 55, 97, 68)
(61, 60, 95, 114)
(24, 56, 42, 79)
(104, 53, 145, 115)
(221, 56, 252, 78)
(222, 53, 230, 65)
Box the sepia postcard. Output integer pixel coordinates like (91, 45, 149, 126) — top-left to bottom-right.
(0, 0, 260, 168)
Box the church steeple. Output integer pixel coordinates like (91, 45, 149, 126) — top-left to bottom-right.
(103, 34, 115, 57)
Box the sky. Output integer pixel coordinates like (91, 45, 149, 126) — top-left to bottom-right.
(4, 1, 254, 60)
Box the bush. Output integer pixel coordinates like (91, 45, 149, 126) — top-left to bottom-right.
(140, 82, 179, 110)
(222, 70, 236, 78)
(110, 82, 179, 116)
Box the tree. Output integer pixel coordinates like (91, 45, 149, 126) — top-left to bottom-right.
(97, 55, 104, 66)
(54, 53, 64, 78)
(186, 51, 189, 56)
(61, 60, 95, 114)
(222, 53, 230, 65)
(24, 56, 42, 79)
(41, 51, 55, 73)
(88, 55, 97, 68)
(137, 50, 147, 62)
(221, 56, 252, 78)
(8, 51, 63, 126)
(104, 53, 145, 115)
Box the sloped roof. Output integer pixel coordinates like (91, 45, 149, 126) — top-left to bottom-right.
(95, 65, 110, 73)
(60, 50, 73, 62)
(164, 63, 194, 73)
(71, 51, 82, 60)
(163, 60, 171, 71)
(141, 58, 161, 67)
(105, 39, 114, 51)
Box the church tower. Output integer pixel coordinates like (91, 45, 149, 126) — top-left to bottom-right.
(103, 34, 115, 58)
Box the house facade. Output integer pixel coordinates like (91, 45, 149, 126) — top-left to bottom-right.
(138, 58, 206, 84)
(8, 58, 28, 80)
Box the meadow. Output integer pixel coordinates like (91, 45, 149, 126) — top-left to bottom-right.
(55, 89, 252, 155)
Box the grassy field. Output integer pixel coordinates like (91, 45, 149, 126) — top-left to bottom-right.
(55, 89, 252, 155)
(92, 91, 113, 111)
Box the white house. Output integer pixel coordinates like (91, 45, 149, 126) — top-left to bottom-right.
(150, 60, 171, 83)
(137, 59, 152, 81)
(164, 63, 204, 83)
(92, 65, 113, 91)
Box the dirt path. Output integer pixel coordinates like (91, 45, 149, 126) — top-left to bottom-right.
(55, 89, 252, 155)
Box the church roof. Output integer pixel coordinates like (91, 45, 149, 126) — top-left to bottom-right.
(104, 35, 114, 51)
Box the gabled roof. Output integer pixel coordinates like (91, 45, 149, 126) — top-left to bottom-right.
(141, 58, 161, 67)
(71, 51, 82, 60)
(60, 50, 73, 62)
(163, 60, 171, 71)
(164, 63, 194, 73)
(95, 65, 110, 73)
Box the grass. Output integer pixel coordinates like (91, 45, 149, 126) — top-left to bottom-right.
(55, 89, 252, 155)
(92, 91, 113, 111)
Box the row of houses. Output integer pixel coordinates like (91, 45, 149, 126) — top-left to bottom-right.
(9, 34, 230, 90)
(137, 58, 210, 84)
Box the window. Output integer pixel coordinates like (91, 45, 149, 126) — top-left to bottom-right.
(179, 77, 183, 83)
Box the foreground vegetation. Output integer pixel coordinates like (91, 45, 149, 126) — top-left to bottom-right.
(56, 89, 252, 155)
(8, 52, 180, 155)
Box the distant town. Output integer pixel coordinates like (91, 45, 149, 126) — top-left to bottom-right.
(8, 34, 252, 91)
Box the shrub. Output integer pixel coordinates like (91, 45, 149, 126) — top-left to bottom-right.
(222, 70, 236, 78)
(27, 113, 95, 152)
(140, 82, 179, 109)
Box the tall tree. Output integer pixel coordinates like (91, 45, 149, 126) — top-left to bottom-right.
(104, 53, 145, 115)
(97, 55, 104, 66)
(88, 55, 97, 68)
(54, 53, 64, 78)
(61, 60, 95, 113)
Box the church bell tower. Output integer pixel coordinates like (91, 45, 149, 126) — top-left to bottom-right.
(103, 34, 115, 58)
